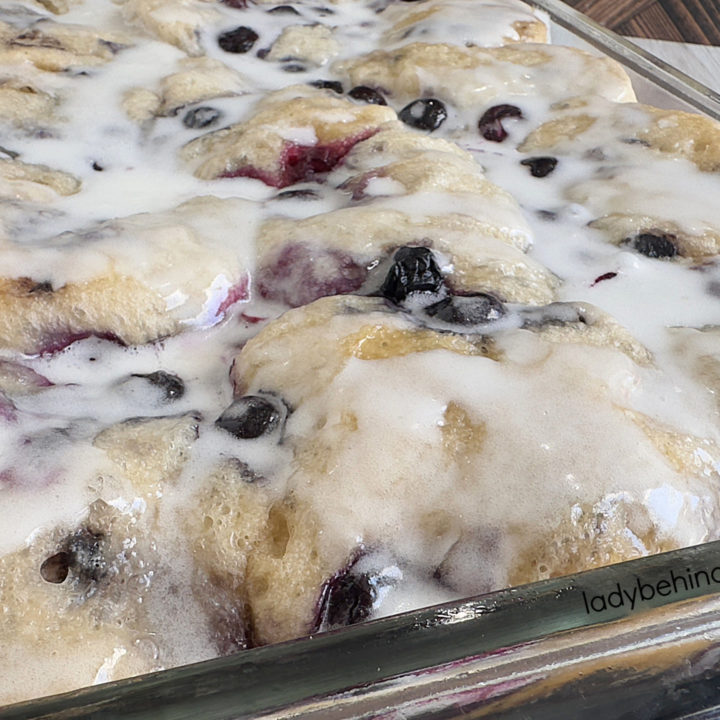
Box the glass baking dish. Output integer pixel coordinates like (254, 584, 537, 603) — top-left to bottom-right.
(5, 1, 720, 718)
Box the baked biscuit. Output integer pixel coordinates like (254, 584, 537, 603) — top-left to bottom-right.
(520, 99, 720, 258)
(123, 56, 249, 121)
(0, 196, 259, 353)
(121, 0, 219, 56)
(0, 19, 130, 71)
(0, 412, 202, 704)
(257, 206, 553, 306)
(180, 85, 397, 186)
(215, 294, 718, 641)
(266, 24, 340, 66)
(336, 43, 636, 110)
(380, 0, 548, 48)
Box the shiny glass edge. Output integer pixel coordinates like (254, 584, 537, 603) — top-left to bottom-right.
(527, 0, 720, 120)
(5, 541, 720, 719)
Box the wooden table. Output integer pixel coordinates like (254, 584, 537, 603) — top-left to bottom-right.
(563, 0, 720, 45)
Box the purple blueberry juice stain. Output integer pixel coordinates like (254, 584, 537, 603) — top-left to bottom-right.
(257, 243, 367, 307)
(478, 104, 523, 142)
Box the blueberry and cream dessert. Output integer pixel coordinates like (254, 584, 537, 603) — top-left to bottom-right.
(2, 0, 720, 706)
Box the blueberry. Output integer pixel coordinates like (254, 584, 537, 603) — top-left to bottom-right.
(218, 26, 258, 53)
(629, 232, 678, 259)
(424, 293, 506, 326)
(91, 161, 104, 172)
(478, 104, 523, 142)
(274, 188, 320, 200)
(520, 156, 558, 178)
(380, 246, 445, 304)
(183, 106, 222, 129)
(282, 63, 307, 73)
(132, 371, 185, 402)
(266, 4, 300, 13)
(216, 394, 285, 439)
(40, 552, 70, 583)
(348, 86, 387, 105)
(309, 79, 344, 94)
(399, 98, 447, 131)
(313, 567, 375, 631)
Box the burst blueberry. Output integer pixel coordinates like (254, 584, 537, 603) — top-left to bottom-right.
(478, 104, 523, 142)
(380, 246, 445, 304)
(314, 567, 375, 631)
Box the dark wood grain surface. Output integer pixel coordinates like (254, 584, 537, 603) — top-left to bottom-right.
(563, 0, 720, 44)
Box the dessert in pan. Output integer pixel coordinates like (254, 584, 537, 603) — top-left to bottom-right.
(2, 0, 720, 705)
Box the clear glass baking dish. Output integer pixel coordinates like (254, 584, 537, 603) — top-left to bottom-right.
(5, 1, 720, 718)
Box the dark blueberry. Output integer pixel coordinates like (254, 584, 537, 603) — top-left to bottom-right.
(314, 568, 375, 631)
(520, 156, 558, 178)
(629, 232, 678, 259)
(424, 293, 505, 326)
(399, 98, 447, 131)
(218, 26, 259, 53)
(91, 161, 104, 172)
(256, 47, 270, 59)
(348, 86, 387, 105)
(380, 246, 445, 304)
(309, 79, 344, 94)
(312, 5, 335, 14)
(478, 104, 523, 142)
(216, 395, 285, 439)
(132, 371, 185, 401)
(183, 106, 222, 129)
(275, 188, 320, 200)
(282, 63, 307, 73)
(267, 4, 300, 13)
(40, 551, 70, 583)
(221, 0, 248, 7)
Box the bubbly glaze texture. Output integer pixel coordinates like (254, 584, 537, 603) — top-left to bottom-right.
(2, 0, 720, 707)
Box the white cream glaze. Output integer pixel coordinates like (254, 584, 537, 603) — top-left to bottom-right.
(1, 0, 720, 707)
